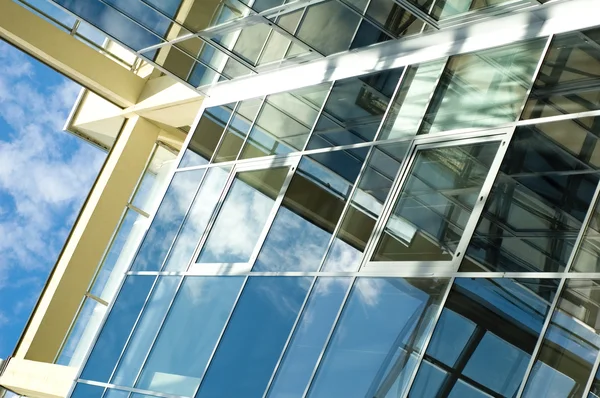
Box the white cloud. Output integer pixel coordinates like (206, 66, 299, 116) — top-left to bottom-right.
(0, 41, 105, 285)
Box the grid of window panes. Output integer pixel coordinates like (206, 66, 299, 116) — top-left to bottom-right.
(44, 0, 548, 89)
(71, 28, 600, 398)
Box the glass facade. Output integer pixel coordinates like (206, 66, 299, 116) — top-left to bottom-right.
(39, 1, 600, 398)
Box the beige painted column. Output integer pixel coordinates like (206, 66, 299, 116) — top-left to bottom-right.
(13, 116, 160, 363)
(0, 0, 146, 107)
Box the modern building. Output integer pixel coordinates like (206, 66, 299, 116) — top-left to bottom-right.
(1, 0, 600, 397)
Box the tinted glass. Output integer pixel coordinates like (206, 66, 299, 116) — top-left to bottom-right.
(70, 383, 104, 398)
(461, 120, 600, 273)
(373, 141, 499, 262)
(523, 279, 600, 398)
(253, 151, 367, 272)
(196, 167, 289, 264)
(112, 277, 180, 386)
(213, 99, 262, 162)
(308, 277, 449, 398)
(132, 170, 205, 271)
(267, 278, 352, 397)
(197, 276, 312, 398)
(81, 276, 155, 382)
(136, 277, 244, 396)
(409, 278, 558, 398)
(322, 142, 410, 271)
(572, 191, 600, 273)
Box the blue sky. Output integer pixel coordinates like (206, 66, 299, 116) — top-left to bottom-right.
(0, 41, 105, 359)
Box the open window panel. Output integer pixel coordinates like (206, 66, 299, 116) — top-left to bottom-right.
(188, 156, 300, 275)
(362, 131, 510, 275)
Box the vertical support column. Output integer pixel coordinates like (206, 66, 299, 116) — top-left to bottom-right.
(13, 116, 160, 364)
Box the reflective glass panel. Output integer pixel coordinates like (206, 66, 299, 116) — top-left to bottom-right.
(240, 84, 329, 159)
(81, 275, 155, 382)
(364, 0, 424, 37)
(197, 276, 312, 398)
(308, 277, 449, 398)
(307, 68, 403, 149)
(419, 39, 546, 134)
(132, 170, 205, 271)
(460, 119, 600, 273)
(523, 279, 600, 398)
(196, 166, 289, 264)
(406, 0, 522, 21)
(71, 383, 104, 398)
(322, 142, 410, 271)
(572, 191, 600, 273)
(163, 166, 231, 271)
(267, 278, 352, 398)
(373, 141, 500, 262)
(136, 277, 244, 396)
(214, 99, 262, 162)
(103, 389, 130, 398)
(295, 0, 361, 55)
(253, 150, 367, 272)
(179, 105, 234, 168)
(409, 278, 558, 398)
(522, 28, 600, 120)
(112, 277, 180, 387)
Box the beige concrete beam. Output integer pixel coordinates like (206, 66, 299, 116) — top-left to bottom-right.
(14, 116, 160, 363)
(0, 0, 146, 107)
(0, 358, 77, 398)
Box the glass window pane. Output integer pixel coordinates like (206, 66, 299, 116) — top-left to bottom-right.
(322, 142, 410, 271)
(71, 383, 104, 398)
(307, 277, 449, 398)
(112, 277, 180, 387)
(295, 0, 361, 55)
(57, 297, 107, 367)
(267, 277, 352, 397)
(197, 276, 312, 398)
(253, 149, 368, 272)
(411, 278, 558, 398)
(180, 105, 233, 168)
(460, 119, 600, 273)
(132, 145, 177, 212)
(103, 389, 130, 398)
(136, 277, 244, 396)
(306, 68, 403, 149)
(365, 0, 424, 37)
(196, 167, 289, 264)
(240, 84, 329, 159)
(213, 99, 262, 163)
(373, 141, 500, 262)
(81, 275, 155, 382)
(523, 28, 600, 119)
(523, 279, 600, 398)
(132, 169, 205, 271)
(419, 39, 546, 134)
(163, 166, 231, 271)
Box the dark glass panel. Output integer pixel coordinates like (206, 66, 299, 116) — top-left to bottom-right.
(197, 167, 289, 264)
(196, 276, 312, 398)
(267, 278, 352, 398)
(81, 275, 155, 382)
(365, 0, 424, 37)
(572, 192, 600, 273)
(136, 277, 244, 396)
(409, 278, 558, 398)
(71, 383, 104, 398)
(307, 68, 403, 149)
(373, 141, 499, 262)
(180, 105, 234, 168)
(53, 0, 162, 51)
(522, 28, 600, 120)
(523, 279, 600, 398)
(322, 141, 410, 271)
(308, 277, 449, 398)
(131, 169, 205, 271)
(460, 119, 600, 273)
(213, 99, 262, 162)
(241, 84, 329, 159)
